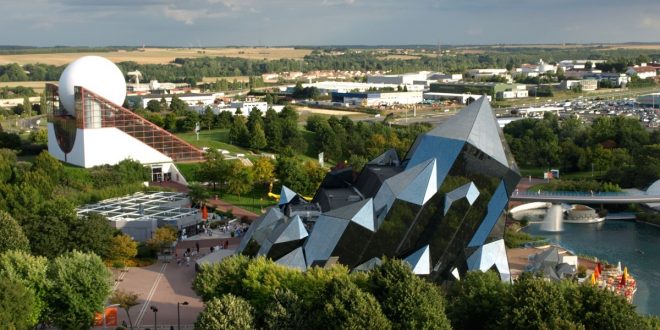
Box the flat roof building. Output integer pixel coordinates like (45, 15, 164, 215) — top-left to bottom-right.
(77, 191, 202, 242)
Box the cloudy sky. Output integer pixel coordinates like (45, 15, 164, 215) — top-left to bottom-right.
(2, 0, 659, 46)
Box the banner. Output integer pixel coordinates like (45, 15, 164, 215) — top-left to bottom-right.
(202, 205, 208, 220)
(93, 307, 118, 326)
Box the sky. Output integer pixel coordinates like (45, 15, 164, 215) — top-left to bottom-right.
(1, 0, 659, 46)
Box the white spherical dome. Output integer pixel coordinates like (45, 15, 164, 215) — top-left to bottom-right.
(58, 56, 126, 115)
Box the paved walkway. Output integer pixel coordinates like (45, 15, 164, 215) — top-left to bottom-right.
(93, 230, 245, 330)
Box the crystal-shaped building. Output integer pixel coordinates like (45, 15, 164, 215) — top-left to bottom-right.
(237, 97, 520, 282)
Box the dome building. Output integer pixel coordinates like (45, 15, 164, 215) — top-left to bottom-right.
(46, 56, 203, 182)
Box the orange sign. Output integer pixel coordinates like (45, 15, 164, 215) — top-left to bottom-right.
(93, 307, 118, 326)
(202, 205, 208, 220)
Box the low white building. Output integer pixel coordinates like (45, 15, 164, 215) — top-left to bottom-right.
(515, 59, 557, 76)
(333, 91, 423, 106)
(289, 81, 425, 94)
(139, 93, 224, 108)
(558, 60, 606, 71)
(627, 65, 657, 79)
(367, 72, 429, 85)
(466, 68, 511, 82)
(560, 79, 597, 91)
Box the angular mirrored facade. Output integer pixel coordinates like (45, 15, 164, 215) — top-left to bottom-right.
(237, 97, 520, 282)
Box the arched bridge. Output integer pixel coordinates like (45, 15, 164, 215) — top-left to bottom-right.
(510, 191, 660, 204)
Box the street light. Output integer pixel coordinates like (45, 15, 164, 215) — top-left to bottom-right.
(178, 301, 189, 330)
(150, 306, 158, 330)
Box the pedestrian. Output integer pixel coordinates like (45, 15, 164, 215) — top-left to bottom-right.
(196, 242, 200, 253)
(224, 240, 229, 249)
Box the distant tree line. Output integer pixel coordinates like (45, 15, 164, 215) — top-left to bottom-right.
(504, 113, 660, 188)
(1, 48, 658, 83)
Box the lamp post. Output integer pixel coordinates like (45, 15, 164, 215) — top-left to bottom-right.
(103, 304, 120, 330)
(177, 301, 189, 330)
(150, 306, 158, 330)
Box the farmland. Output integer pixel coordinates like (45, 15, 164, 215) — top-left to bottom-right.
(0, 47, 312, 66)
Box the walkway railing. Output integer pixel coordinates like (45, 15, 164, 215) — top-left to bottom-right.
(510, 190, 660, 204)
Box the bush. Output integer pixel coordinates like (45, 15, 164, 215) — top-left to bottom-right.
(136, 243, 157, 259)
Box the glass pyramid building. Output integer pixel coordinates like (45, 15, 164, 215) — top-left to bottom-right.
(237, 97, 520, 282)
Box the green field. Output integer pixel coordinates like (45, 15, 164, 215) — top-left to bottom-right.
(176, 129, 252, 154)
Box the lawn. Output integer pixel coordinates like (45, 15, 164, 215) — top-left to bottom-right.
(176, 129, 252, 154)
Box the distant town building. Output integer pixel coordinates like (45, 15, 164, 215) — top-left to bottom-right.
(558, 59, 606, 71)
(429, 82, 527, 100)
(134, 93, 224, 108)
(626, 64, 657, 79)
(331, 91, 423, 106)
(515, 59, 557, 77)
(287, 81, 424, 95)
(560, 79, 598, 91)
(465, 68, 512, 82)
(367, 72, 429, 85)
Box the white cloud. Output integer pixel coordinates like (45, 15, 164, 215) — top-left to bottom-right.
(639, 17, 660, 29)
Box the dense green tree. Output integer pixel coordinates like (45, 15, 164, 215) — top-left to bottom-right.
(47, 251, 112, 330)
(0, 250, 50, 326)
(146, 99, 162, 112)
(21, 200, 74, 258)
(247, 108, 264, 132)
(0, 277, 36, 330)
(193, 255, 252, 302)
(202, 106, 214, 130)
(314, 276, 391, 330)
(108, 234, 138, 263)
(229, 115, 250, 147)
(32, 151, 63, 183)
(188, 182, 210, 207)
(69, 213, 115, 259)
(262, 288, 308, 329)
(252, 157, 275, 186)
(196, 149, 229, 191)
(195, 295, 255, 330)
(226, 161, 253, 200)
(446, 271, 511, 330)
(163, 112, 177, 131)
(147, 226, 177, 254)
(216, 110, 233, 129)
(169, 95, 188, 114)
(370, 259, 451, 330)
(276, 156, 310, 195)
(0, 211, 29, 254)
(249, 122, 268, 150)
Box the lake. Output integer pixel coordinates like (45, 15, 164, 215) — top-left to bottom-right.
(524, 220, 660, 316)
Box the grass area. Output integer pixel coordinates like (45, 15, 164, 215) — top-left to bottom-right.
(176, 129, 251, 154)
(175, 162, 200, 180)
(209, 184, 278, 214)
(505, 228, 545, 248)
(177, 128, 322, 165)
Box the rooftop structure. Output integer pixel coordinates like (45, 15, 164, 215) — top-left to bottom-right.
(429, 82, 527, 100)
(237, 97, 521, 282)
(77, 191, 200, 241)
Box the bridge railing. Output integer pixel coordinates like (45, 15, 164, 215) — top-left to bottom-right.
(513, 190, 633, 197)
